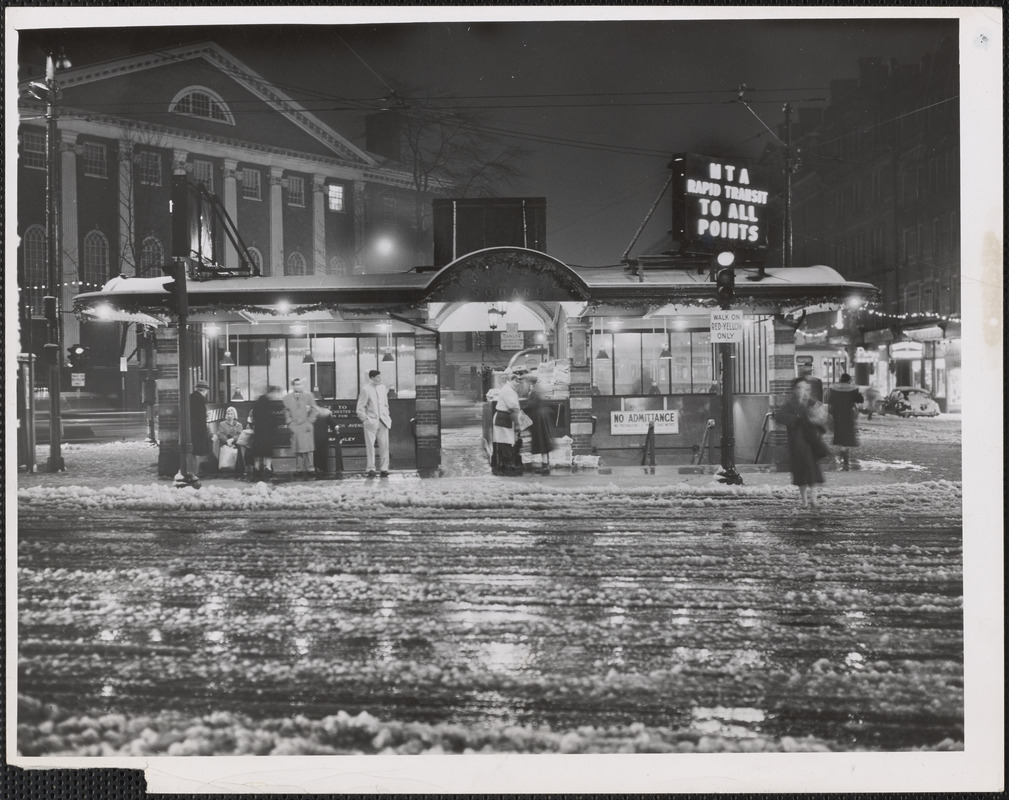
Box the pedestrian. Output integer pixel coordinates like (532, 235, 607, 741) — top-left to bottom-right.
(356, 369, 391, 478)
(214, 405, 245, 473)
(825, 373, 864, 470)
(522, 373, 555, 475)
(249, 385, 286, 479)
(863, 385, 881, 419)
(799, 368, 824, 402)
(774, 377, 829, 510)
(283, 377, 319, 478)
(189, 380, 213, 478)
(491, 372, 524, 476)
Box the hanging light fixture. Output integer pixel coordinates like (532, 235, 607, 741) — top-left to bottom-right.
(595, 318, 609, 360)
(658, 316, 672, 359)
(381, 322, 395, 362)
(220, 323, 235, 367)
(302, 320, 315, 364)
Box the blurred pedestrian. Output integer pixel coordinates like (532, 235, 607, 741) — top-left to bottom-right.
(522, 373, 555, 475)
(249, 385, 286, 479)
(283, 377, 319, 478)
(863, 385, 881, 419)
(313, 400, 342, 478)
(491, 372, 524, 476)
(774, 377, 828, 510)
(826, 373, 863, 470)
(214, 405, 245, 473)
(189, 380, 213, 478)
(799, 368, 824, 402)
(356, 369, 391, 478)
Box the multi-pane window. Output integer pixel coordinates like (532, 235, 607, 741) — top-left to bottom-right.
(137, 151, 162, 186)
(83, 142, 108, 178)
(139, 236, 165, 276)
(286, 176, 305, 207)
(191, 159, 214, 192)
(326, 184, 345, 212)
(591, 329, 716, 396)
(285, 252, 307, 276)
(22, 225, 47, 315)
(170, 89, 233, 124)
(246, 247, 263, 274)
(81, 230, 109, 289)
(21, 130, 46, 170)
(241, 168, 261, 200)
(329, 256, 349, 276)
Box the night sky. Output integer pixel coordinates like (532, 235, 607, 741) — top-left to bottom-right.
(16, 10, 957, 267)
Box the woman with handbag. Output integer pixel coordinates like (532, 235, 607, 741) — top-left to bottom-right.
(215, 406, 245, 473)
(774, 377, 828, 510)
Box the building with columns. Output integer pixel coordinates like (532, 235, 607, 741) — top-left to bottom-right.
(17, 42, 424, 401)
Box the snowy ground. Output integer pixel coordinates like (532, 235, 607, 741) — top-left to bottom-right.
(14, 414, 965, 757)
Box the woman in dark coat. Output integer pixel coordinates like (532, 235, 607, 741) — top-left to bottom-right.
(522, 374, 554, 475)
(825, 373, 864, 471)
(248, 385, 286, 478)
(774, 377, 827, 510)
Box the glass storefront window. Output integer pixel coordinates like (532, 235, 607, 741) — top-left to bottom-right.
(268, 338, 287, 391)
(640, 333, 665, 394)
(591, 333, 614, 395)
(394, 336, 416, 398)
(358, 337, 378, 388)
(934, 358, 946, 398)
(668, 332, 692, 393)
(613, 333, 642, 395)
(691, 332, 714, 393)
(333, 337, 359, 399)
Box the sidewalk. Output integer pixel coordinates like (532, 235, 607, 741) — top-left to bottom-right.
(17, 439, 945, 492)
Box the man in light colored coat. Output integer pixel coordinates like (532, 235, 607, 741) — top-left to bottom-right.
(356, 369, 392, 477)
(283, 377, 319, 477)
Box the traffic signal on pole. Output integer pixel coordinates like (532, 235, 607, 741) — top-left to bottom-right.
(67, 344, 87, 369)
(715, 269, 735, 309)
(161, 260, 189, 315)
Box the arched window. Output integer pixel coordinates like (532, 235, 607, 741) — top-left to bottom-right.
(246, 247, 263, 274)
(169, 87, 235, 125)
(22, 225, 47, 315)
(139, 236, 164, 277)
(285, 252, 307, 276)
(81, 230, 110, 290)
(328, 255, 349, 277)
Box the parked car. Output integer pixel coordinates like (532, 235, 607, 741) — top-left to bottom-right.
(882, 387, 941, 417)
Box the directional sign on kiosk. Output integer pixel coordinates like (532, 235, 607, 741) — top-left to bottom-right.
(710, 310, 743, 343)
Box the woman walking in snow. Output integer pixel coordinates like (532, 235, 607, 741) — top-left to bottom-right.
(825, 373, 863, 470)
(774, 377, 828, 510)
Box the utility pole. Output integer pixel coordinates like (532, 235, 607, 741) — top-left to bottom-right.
(34, 50, 73, 472)
(783, 102, 793, 271)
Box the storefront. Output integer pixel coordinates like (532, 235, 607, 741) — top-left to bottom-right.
(74, 250, 878, 475)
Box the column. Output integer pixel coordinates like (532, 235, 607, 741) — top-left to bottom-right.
(352, 179, 366, 270)
(767, 315, 798, 470)
(223, 159, 239, 270)
(155, 325, 181, 476)
(312, 175, 326, 274)
(60, 132, 81, 349)
(269, 167, 284, 277)
(413, 331, 441, 474)
(565, 318, 594, 455)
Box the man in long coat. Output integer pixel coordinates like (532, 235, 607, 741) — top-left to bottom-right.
(189, 380, 213, 479)
(825, 373, 864, 471)
(283, 377, 319, 477)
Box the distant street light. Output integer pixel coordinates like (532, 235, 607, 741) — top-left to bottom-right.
(29, 48, 73, 472)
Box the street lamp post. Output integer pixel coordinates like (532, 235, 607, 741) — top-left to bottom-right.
(38, 49, 72, 472)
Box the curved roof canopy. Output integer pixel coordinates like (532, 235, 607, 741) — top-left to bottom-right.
(73, 248, 879, 323)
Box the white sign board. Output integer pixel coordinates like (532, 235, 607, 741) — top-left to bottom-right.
(610, 409, 679, 435)
(710, 310, 743, 343)
(71, 372, 86, 387)
(499, 332, 525, 350)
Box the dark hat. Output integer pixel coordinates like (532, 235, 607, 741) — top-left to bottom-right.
(194, 380, 210, 390)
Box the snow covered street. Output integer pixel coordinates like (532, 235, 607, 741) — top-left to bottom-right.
(14, 414, 966, 757)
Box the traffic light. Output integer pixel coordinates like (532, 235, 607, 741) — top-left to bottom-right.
(161, 260, 189, 315)
(67, 344, 88, 369)
(715, 268, 735, 309)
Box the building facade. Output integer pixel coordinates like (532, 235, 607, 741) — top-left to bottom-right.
(17, 42, 427, 404)
(785, 40, 960, 409)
